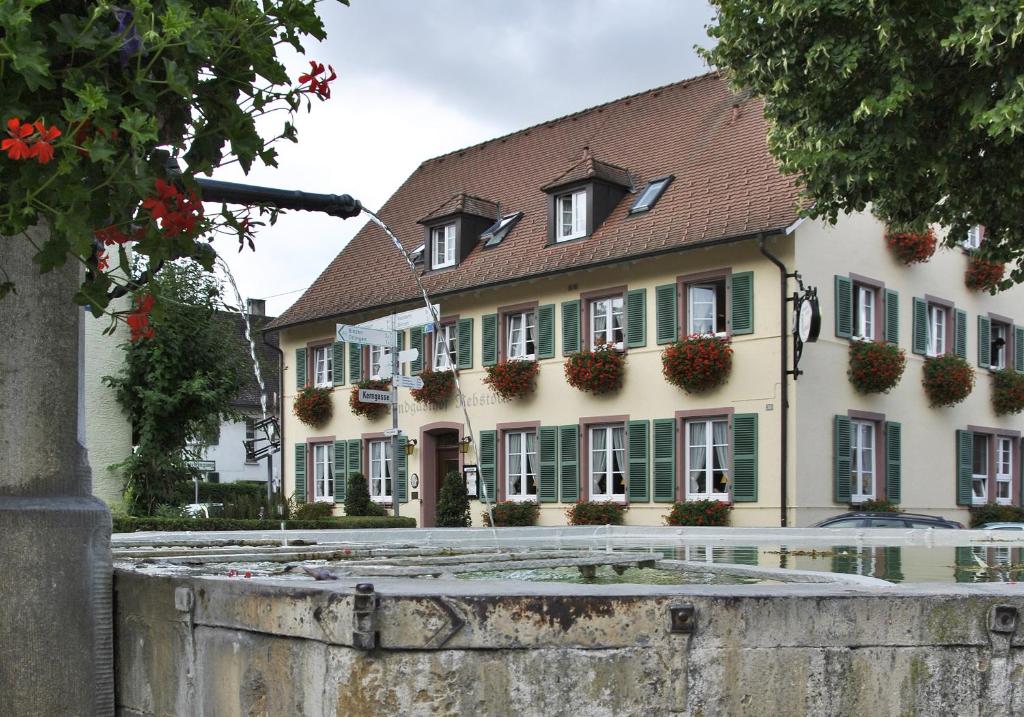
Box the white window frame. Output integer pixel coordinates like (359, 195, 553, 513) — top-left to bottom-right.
(685, 418, 730, 502)
(432, 323, 457, 372)
(313, 345, 333, 387)
(589, 296, 624, 350)
(431, 223, 456, 269)
(507, 311, 536, 361)
(244, 418, 257, 463)
(687, 282, 726, 336)
(927, 304, 947, 357)
(996, 436, 1013, 505)
(557, 189, 587, 242)
(369, 439, 393, 503)
(972, 434, 989, 506)
(589, 424, 626, 502)
(992, 322, 1008, 370)
(849, 419, 876, 503)
(312, 443, 334, 503)
(962, 225, 982, 251)
(505, 431, 538, 501)
(854, 285, 876, 341)
(369, 345, 391, 380)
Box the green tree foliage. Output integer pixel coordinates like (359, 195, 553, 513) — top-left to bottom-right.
(704, 1, 1024, 283)
(104, 260, 247, 513)
(344, 472, 386, 517)
(435, 471, 471, 528)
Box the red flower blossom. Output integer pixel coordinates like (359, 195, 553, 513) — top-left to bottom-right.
(484, 360, 540, 400)
(565, 344, 625, 394)
(885, 228, 936, 265)
(95, 224, 132, 246)
(141, 179, 203, 237)
(29, 120, 61, 164)
(662, 335, 733, 393)
(2, 118, 35, 161)
(96, 250, 110, 272)
(298, 60, 337, 99)
(965, 255, 1005, 292)
(127, 293, 155, 342)
(848, 341, 906, 394)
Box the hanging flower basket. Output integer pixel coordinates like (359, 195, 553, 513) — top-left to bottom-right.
(564, 343, 625, 395)
(661, 335, 733, 393)
(847, 341, 906, 394)
(483, 359, 539, 400)
(410, 369, 455, 407)
(992, 368, 1024, 415)
(964, 255, 1005, 292)
(922, 354, 975, 408)
(349, 379, 390, 418)
(885, 228, 936, 265)
(293, 386, 333, 427)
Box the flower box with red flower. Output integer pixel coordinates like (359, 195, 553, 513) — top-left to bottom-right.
(992, 368, 1024, 416)
(483, 359, 539, 400)
(922, 354, 975, 408)
(564, 343, 625, 395)
(350, 379, 390, 419)
(661, 335, 733, 393)
(847, 340, 906, 394)
(885, 228, 936, 265)
(410, 369, 455, 407)
(294, 386, 333, 427)
(664, 500, 732, 527)
(965, 255, 1005, 292)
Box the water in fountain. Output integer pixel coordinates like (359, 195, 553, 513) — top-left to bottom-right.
(217, 257, 268, 422)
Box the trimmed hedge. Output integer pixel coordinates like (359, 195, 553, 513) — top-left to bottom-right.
(171, 480, 267, 504)
(113, 515, 416, 532)
(482, 501, 540, 527)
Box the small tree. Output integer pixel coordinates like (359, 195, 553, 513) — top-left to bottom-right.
(436, 471, 471, 527)
(344, 472, 378, 517)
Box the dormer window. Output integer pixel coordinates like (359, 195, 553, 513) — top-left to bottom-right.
(542, 151, 630, 245)
(431, 223, 456, 269)
(558, 189, 587, 242)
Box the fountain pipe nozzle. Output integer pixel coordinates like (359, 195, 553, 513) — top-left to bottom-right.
(193, 177, 362, 219)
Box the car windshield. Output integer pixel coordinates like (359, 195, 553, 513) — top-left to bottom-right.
(822, 518, 863, 527)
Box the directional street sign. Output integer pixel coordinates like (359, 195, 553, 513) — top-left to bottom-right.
(357, 388, 393, 404)
(384, 427, 403, 438)
(398, 348, 419, 364)
(393, 375, 425, 390)
(378, 363, 394, 379)
(337, 323, 397, 348)
(358, 305, 440, 332)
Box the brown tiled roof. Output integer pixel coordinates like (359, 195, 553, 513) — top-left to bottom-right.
(269, 72, 801, 330)
(540, 151, 633, 192)
(419, 193, 499, 224)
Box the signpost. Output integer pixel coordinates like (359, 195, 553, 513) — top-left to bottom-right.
(357, 305, 439, 332)
(393, 375, 424, 390)
(336, 324, 397, 348)
(357, 388, 393, 404)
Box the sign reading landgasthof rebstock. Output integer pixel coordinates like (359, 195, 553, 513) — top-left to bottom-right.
(337, 323, 397, 348)
(357, 388, 393, 404)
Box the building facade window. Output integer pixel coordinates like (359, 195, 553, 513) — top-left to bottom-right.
(431, 223, 456, 269)
(505, 431, 538, 500)
(589, 424, 626, 501)
(432, 323, 457, 371)
(992, 321, 1009, 370)
(312, 443, 333, 502)
(686, 418, 729, 501)
(369, 439, 393, 502)
(687, 281, 727, 335)
(313, 345, 333, 386)
(853, 285, 876, 341)
(557, 189, 587, 241)
(972, 434, 989, 505)
(963, 225, 982, 251)
(996, 437, 1013, 505)
(507, 310, 536, 360)
(589, 296, 624, 349)
(927, 303, 948, 357)
(850, 419, 876, 502)
(369, 345, 391, 380)
(244, 418, 257, 462)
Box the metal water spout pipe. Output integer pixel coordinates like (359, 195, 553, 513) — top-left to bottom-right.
(194, 177, 363, 219)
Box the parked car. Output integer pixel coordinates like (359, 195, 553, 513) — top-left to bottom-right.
(975, 522, 1024, 531)
(182, 503, 224, 519)
(812, 512, 964, 529)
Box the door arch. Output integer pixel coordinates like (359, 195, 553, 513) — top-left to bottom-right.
(418, 422, 463, 527)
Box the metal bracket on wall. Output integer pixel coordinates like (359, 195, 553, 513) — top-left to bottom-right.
(353, 583, 378, 650)
(668, 603, 696, 634)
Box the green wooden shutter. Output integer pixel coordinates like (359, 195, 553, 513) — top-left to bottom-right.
(478, 430, 497, 502)
(294, 443, 307, 503)
(731, 547, 758, 566)
(347, 438, 361, 477)
(295, 348, 307, 389)
(348, 342, 363, 383)
(655, 284, 678, 344)
(457, 318, 473, 369)
(536, 304, 555, 359)
(652, 418, 676, 502)
(954, 309, 967, 358)
(625, 289, 646, 348)
(731, 414, 758, 502)
(834, 275, 852, 339)
(884, 289, 899, 345)
(882, 547, 904, 583)
(397, 436, 408, 502)
(561, 300, 581, 354)
(833, 415, 852, 503)
(911, 297, 927, 355)
(334, 440, 347, 502)
(558, 424, 579, 502)
(885, 422, 901, 504)
(409, 327, 423, 374)
(1016, 326, 1024, 372)
(626, 420, 650, 502)
(398, 331, 405, 352)
(978, 315, 991, 368)
(729, 271, 754, 335)
(482, 313, 498, 366)
(956, 430, 973, 506)
(538, 426, 558, 502)
(332, 342, 345, 386)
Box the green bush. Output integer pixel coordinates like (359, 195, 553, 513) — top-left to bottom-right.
(969, 503, 1024, 528)
(664, 500, 732, 526)
(171, 480, 266, 505)
(483, 501, 540, 527)
(292, 501, 335, 520)
(566, 501, 626, 526)
(436, 471, 471, 527)
(112, 516, 416, 532)
(855, 499, 902, 513)
(343, 472, 387, 517)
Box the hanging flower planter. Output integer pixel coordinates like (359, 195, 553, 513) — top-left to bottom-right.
(410, 369, 455, 407)
(483, 359, 539, 400)
(349, 379, 390, 418)
(564, 343, 625, 395)
(965, 255, 1005, 292)
(661, 335, 733, 393)
(992, 368, 1024, 415)
(885, 228, 936, 265)
(922, 354, 974, 408)
(293, 386, 333, 427)
(847, 341, 906, 394)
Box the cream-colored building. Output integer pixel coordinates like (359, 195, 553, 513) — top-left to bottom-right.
(269, 73, 1023, 528)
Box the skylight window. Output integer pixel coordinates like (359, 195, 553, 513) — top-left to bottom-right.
(630, 175, 673, 214)
(409, 243, 425, 266)
(482, 212, 523, 248)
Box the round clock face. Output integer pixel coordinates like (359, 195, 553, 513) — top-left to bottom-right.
(798, 298, 820, 343)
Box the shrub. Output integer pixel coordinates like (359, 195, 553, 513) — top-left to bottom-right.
(992, 368, 1024, 416)
(292, 501, 335, 520)
(965, 255, 1005, 292)
(662, 335, 733, 393)
(293, 386, 333, 427)
(483, 359, 539, 400)
(410, 369, 455, 407)
(855, 499, 902, 513)
(482, 501, 541, 527)
(349, 380, 390, 418)
(112, 516, 417, 532)
(564, 344, 625, 395)
(847, 341, 906, 394)
(436, 471, 471, 527)
(922, 354, 975, 407)
(566, 501, 626, 526)
(968, 503, 1024, 528)
(154, 503, 187, 519)
(344, 472, 387, 516)
(884, 228, 937, 265)
(663, 500, 731, 527)
(171, 480, 267, 504)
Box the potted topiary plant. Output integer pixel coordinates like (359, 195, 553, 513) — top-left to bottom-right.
(662, 335, 733, 393)
(410, 369, 454, 407)
(922, 354, 975, 407)
(436, 471, 471, 527)
(847, 341, 906, 394)
(885, 228, 936, 265)
(344, 471, 386, 517)
(349, 379, 390, 418)
(293, 386, 333, 427)
(483, 359, 539, 400)
(992, 368, 1024, 415)
(965, 255, 1005, 292)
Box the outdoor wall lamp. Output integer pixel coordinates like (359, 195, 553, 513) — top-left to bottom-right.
(404, 438, 417, 456)
(459, 436, 473, 454)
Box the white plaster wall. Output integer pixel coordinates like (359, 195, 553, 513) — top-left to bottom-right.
(200, 415, 279, 486)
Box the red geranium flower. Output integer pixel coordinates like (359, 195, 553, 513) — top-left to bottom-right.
(29, 120, 61, 164)
(2, 118, 35, 161)
(298, 59, 337, 99)
(96, 250, 110, 272)
(127, 293, 156, 342)
(95, 224, 132, 246)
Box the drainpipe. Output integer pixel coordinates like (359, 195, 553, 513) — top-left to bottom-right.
(758, 234, 790, 528)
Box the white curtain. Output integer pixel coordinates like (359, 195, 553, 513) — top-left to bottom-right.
(713, 421, 728, 492)
(689, 422, 707, 494)
(526, 432, 538, 495)
(612, 426, 625, 494)
(592, 428, 607, 494)
(508, 432, 522, 494)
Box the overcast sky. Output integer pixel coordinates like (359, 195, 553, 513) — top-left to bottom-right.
(214, 0, 716, 316)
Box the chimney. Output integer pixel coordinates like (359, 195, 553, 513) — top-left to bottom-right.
(246, 299, 265, 317)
